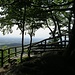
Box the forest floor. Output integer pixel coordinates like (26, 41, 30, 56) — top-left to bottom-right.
(4, 52, 75, 75)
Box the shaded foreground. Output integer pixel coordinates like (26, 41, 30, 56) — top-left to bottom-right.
(6, 52, 75, 75)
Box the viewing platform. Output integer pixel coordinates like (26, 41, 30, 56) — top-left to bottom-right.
(0, 34, 69, 68)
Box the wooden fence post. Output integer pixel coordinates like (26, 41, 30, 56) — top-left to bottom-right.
(8, 49, 10, 63)
(44, 40, 46, 51)
(28, 47, 30, 58)
(1, 50, 3, 67)
(64, 35, 66, 46)
(15, 47, 17, 57)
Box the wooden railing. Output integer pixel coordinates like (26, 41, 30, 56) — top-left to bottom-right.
(28, 34, 69, 57)
(0, 45, 29, 67)
(0, 34, 69, 67)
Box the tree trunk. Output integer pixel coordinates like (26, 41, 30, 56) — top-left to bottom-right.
(56, 18, 62, 45)
(28, 28, 33, 58)
(51, 12, 57, 42)
(20, 5, 26, 62)
(28, 35, 32, 57)
(21, 30, 24, 62)
(68, 12, 72, 41)
(47, 11, 57, 41)
(63, 2, 75, 57)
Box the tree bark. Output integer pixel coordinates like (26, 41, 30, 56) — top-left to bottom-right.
(63, 2, 75, 57)
(28, 28, 33, 58)
(21, 4, 26, 62)
(55, 16, 62, 45)
(47, 11, 57, 41)
(68, 12, 72, 41)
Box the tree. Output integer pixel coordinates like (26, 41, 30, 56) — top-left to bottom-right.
(0, 0, 48, 61)
(63, 0, 75, 57)
(25, 18, 44, 57)
(41, 0, 73, 43)
(0, 0, 32, 62)
(0, 0, 74, 59)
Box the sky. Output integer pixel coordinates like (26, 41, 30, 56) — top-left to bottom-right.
(0, 25, 50, 39)
(0, 8, 50, 39)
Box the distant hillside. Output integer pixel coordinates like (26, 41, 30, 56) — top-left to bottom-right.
(0, 37, 43, 48)
(0, 43, 22, 48)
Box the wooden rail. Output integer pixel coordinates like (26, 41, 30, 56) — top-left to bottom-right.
(0, 45, 29, 67)
(0, 34, 69, 67)
(29, 40, 68, 56)
(28, 35, 69, 55)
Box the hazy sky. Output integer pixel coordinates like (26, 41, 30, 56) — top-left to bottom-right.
(0, 8, 50, 39)
(0, 26, 50, 39)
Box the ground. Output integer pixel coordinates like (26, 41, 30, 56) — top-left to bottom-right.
(5, 52, 75, 75)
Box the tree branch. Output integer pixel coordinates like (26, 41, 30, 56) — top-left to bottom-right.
(43, 8, 73, 12)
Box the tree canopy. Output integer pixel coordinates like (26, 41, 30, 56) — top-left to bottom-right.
(0, 0, 74, 60)
(0, 0, 74, 35)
